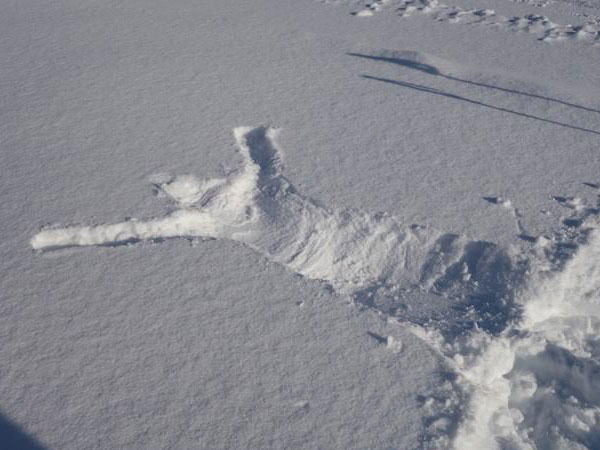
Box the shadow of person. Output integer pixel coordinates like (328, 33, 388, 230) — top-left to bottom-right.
(0, 412, 48, 450)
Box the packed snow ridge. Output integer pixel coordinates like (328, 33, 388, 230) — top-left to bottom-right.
(32, 127, 600, 449)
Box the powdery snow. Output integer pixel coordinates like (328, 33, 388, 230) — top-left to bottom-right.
(3, 0, 600, 449)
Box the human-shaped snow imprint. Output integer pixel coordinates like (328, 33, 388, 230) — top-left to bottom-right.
(31, 127, 600, 450)
(31, 127, 517, 306)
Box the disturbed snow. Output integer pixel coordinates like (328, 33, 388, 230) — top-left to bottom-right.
(33, 123, 600, 449)
(4, 0, 600, 448)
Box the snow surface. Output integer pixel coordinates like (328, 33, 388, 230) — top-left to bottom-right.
(2, 0, 600, 449)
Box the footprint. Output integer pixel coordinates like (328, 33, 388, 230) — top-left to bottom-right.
(326, 0, 600, 46)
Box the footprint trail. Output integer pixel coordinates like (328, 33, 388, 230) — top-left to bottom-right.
(329, 0, 600, 46)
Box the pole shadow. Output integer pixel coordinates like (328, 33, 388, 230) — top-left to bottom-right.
(349, 52, 600, 115)
(361, 74, 600, 136)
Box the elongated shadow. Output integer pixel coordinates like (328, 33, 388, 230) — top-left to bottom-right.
(349, 52, 600, 115)
(0, 413, 48, 450)
(362, 75, 600, 136)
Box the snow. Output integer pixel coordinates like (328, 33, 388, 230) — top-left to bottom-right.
(2, 0, 600, 449)
(351, 0, 600, 43)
